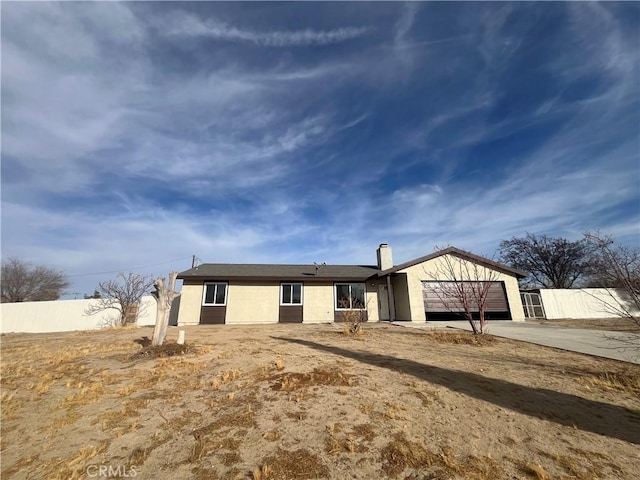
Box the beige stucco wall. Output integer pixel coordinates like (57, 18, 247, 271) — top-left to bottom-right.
(396, 254, 525, 322)
(539, 288, 639, 320)
(178, 281, 382, 325)
(226, 282, 279, 324)
(391, 275, 411, 321)
(177, 282, 203, 326)
(0, 295, 159, 333)
(302, 281, 380, 323)
(302, 282, 334, 323)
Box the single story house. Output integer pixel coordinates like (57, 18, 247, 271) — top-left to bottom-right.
(176, 244, 527, 326)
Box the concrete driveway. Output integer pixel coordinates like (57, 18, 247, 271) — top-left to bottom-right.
(395, 321, 640, 364)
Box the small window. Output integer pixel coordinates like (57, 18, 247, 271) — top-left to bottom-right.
(335, 283, 366, 310)
(281, 283, 303, 305)
(203, 282, 227, 306)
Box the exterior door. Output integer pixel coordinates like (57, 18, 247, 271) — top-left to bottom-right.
(378, 284, 390, 321)
(521, 292, 545, 318)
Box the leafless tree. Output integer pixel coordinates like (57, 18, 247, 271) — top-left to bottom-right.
(151, 272, 179, 346)
(499, 233, 591, 288)
(583, 232, 640, 329)
(1, 257, 69, 302)
(425, 250, 501, 334)
(85, 273, 154, 326)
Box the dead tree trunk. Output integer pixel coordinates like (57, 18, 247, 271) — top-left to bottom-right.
(151, 272, 178, 346)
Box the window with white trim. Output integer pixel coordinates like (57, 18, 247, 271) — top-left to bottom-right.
(202, 282, 228, 306)
(281, 283, 303, 305)
(335, 283, 366, 310)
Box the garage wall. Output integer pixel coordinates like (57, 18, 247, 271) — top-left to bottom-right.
(396, 254, 525, 322)
(539, 288, 639, 320)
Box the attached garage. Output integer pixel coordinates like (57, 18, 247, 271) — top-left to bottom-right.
(422, 281, 512, 321)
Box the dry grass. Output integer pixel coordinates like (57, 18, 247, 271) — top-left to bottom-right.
(131, 341, 197, 358)
(33, 441, 110, 480)
(325, 423, 375, 455)
(99, 398, 148, 431)
(262, 431, 282, 441)
(383, 401, 408, 420)
(380, 432, 440, 475)
(0, 392, 24, 421)
(1, 323, 638, 479)
(427, 330, 497, 345)
(46, 410, 82, 432)
(536, 448, 624, 480)
(254, 448, 329, 480)
(270, 367, 357, 391)
(127, 433, 171, 465)
(505, 456, 550, 479)
(578, 370, 640, 396)
(381, 433, 502, 479)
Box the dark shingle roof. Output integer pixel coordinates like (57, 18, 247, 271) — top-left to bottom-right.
(178, 264, 380, 281)
(178, 247, 527, 283)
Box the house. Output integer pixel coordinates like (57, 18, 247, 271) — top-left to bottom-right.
(176, 244, 527, 326)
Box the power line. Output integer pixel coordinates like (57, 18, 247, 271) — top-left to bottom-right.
(67, 256, 193, 278)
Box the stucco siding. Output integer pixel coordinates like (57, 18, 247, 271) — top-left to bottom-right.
(302, 282, 334, 323)
(0, 295, 158, 333)
(396, 254, 525, 322)
(539, 288, 639, 320)
(366, 282, 380, 322)
(177, 282, 204, 326)
(226, 282, 279, 324)
(392, 275, 411, 321)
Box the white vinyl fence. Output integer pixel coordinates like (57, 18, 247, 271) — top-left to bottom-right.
(539, 288, 639, 320)
(0, 295, 181, 334)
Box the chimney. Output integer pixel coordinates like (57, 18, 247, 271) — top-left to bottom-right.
(376, 243, 393, 270)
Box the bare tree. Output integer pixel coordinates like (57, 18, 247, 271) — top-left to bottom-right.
(151, 272, 179, 346)
(85, 273, 154, 326)
(425, 250, 501, 334)
(1, 257, 69, 302)
(583, 232, 640, 328)
(499, 233, 591, 288)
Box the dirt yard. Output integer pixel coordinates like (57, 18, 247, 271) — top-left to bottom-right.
(1, 323, 639, 479)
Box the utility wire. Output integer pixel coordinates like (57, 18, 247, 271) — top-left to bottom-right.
(67, 256, 193, 278)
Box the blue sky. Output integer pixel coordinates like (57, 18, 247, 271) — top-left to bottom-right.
(2, 1, 639, 298)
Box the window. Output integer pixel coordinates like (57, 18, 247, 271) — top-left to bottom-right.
(281, 283, 303, 305)
(335, 283, 366, 310)
(202, 282, 227, 306)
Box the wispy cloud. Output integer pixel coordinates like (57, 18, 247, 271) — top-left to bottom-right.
(1, 2, 638, 297)
(162, 11, 369, 46)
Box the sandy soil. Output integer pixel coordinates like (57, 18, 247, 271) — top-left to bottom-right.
(1, 323, 639, 479)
